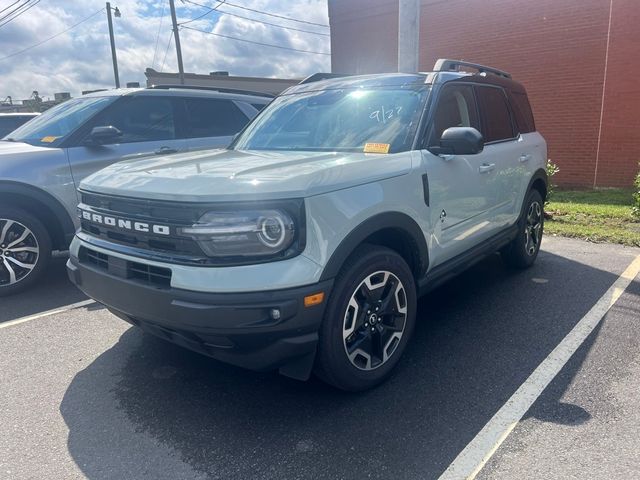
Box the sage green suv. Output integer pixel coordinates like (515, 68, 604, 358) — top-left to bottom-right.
(67, 60, 547, 391)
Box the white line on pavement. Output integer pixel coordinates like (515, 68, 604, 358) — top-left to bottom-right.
(439, 253, 640, 480)
(0, 299, 97, 330)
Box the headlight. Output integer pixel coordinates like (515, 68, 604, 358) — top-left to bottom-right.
(179, 208, 298, 259)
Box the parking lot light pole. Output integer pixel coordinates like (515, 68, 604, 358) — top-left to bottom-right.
(106, 2, 121, 88)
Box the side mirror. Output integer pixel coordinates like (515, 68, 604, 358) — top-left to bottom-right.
(429, 127, 484, 156)
(88, 125, 122, 144)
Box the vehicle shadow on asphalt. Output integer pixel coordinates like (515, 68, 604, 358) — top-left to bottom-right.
(60, 251, 621, 480)
(0, 255, 88, 324)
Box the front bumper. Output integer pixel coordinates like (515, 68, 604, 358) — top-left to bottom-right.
(67, 253, 333, 380)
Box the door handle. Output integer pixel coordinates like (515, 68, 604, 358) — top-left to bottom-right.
(479, 163, 495, 174)
(154, 146, 178, 155)
(519, 154, 532, 163)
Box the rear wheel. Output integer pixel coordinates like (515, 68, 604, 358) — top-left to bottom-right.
(0, 208, 51, 297)
(502, 189, 544, 269)
(315, 245, 417, 391)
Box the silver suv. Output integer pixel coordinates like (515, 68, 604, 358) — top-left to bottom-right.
(0, 87, 270, 295)
(67, 60, 547, 391)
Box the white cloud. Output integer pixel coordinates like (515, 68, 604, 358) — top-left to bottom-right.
(0, 0, 330, 100)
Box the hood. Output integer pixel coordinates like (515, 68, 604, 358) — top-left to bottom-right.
(80, 149, 413, 202)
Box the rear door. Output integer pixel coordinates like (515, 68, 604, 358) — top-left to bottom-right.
(65, 95, 187, 191)
(177, 97, 255, 152)
(474, 85, 522, 228)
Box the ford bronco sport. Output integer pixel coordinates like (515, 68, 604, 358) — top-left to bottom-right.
(67, 60, 547, 391)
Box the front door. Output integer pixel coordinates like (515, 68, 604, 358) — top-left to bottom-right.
(420, 83, 492, 266)
(65, 95, 186, 199)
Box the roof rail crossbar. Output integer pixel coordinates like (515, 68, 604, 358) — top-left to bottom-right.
(432, 59, 512, 79)
(147, 84, 274, 98)
(298, 73, 352, 85)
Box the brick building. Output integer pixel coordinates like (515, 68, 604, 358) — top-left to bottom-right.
(328, 0, 640, 187)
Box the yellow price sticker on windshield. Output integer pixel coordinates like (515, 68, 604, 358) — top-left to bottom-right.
(363, 142, 390, 154)
(41, 136, 58, 143)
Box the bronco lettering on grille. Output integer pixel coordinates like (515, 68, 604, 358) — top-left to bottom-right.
(80, 209, 171, 236)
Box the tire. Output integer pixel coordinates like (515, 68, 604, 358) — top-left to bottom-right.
(315, 245, 417, 391)
(0, 207, 52, 297)
(501, 189, 544, 269)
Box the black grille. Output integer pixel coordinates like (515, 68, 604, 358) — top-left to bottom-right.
(79, 191, 206, 259)
(79, 247, 172, 288)
(83, 248, 108, 270)
(128, 262, 172, 287)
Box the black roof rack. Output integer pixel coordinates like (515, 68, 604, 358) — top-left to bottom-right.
(147, 84, 274, 98)
(298, 73, 352, 85)
(432, 59, 511, 79)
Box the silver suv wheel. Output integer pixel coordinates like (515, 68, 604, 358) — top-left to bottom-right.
(342, 270, 408, 370)
(0, 219, 40, 287)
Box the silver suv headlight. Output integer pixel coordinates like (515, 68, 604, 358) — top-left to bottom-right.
(178, 203, 304, 261)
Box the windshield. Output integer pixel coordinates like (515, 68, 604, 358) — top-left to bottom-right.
(2, 96, 116, 147)
(233, 86, 429, 154)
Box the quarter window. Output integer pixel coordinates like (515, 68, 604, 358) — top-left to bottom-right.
(509, 91, 535, 133)
(475, 86, 515, 142)
(181, 98, 249, 138)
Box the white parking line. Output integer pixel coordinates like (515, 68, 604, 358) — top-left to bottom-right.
(439, 253, 640, 480)
(0, 299, 97, 330)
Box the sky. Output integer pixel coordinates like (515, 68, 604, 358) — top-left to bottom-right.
(0, 0, 331, 101)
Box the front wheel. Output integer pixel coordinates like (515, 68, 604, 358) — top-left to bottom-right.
(315, 245, 417, 391)
(502, 189, 544, 269)
(0, 208, 51, 297)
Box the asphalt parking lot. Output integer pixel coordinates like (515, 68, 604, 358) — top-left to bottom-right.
(1, 236, 639, 480)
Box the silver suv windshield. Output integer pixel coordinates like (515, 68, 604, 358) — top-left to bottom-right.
(233, 86, 430, 154)
(2, 96, 116, 147)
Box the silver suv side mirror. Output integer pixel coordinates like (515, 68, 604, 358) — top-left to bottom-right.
(89, 125, 122, 145)
(429, 127, 484, 156)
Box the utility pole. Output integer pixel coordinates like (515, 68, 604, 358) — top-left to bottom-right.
(397, 0, 420, 72)
(169, 0, 185, 84)
(106, 2, 120, 88)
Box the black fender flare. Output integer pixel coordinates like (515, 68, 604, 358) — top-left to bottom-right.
(319, 211, 429, 281)
(0, 180, 76, 249)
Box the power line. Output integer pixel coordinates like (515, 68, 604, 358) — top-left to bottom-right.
(181, 0, 329, 36)
(151, 0, 167, 68)
(183, 0, 329, 28)
(0, 0, 23, 15)
(222, 0, 329, 28)
(160, 30, 173, 70)
(179, 0, 223, 25)
(0, 0, 29, 21)
(0, 0, 40, 28)
(0, 8, 104, 61)
(181, 24, 330, 55)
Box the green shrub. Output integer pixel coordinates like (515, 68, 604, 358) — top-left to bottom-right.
(546, 159, 560, 206)
(633, 167, 640, 219)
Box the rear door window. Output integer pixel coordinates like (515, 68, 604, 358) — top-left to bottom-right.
(180, 98, 249, 138)
(475, 86, 515, 142)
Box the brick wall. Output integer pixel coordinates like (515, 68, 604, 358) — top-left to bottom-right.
(593, 0, 640, 187)
(328, 0, 640, 187)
